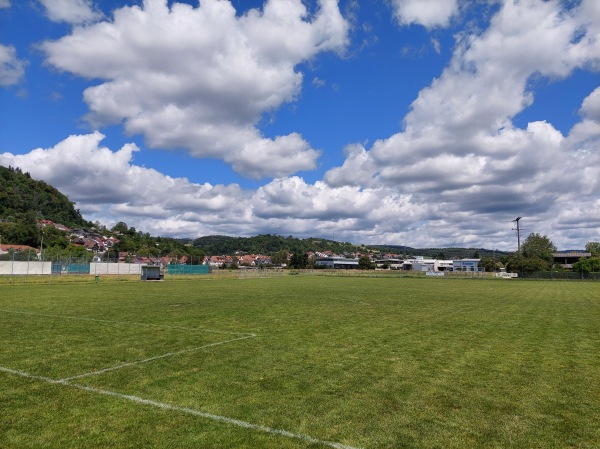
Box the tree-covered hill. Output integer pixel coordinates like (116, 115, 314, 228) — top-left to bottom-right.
(0, 165, 89, 227)
(192, 236, 510, 259)
(0, 165, 91, 247)
(192, 234, 364, 256)
(371, 245, 509, 260)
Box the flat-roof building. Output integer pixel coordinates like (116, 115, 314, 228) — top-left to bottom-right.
(451, 259, 482, 272)
(553, 251, 591, 269)
(315, 257, 359, 269)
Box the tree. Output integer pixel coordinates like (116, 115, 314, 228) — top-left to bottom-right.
(0, 249, 37, 261)
(572, 257, 600, 273)
(41, 226, 70, 249)
(479, 257, 502, 272)
(585, 242, 600, 256)
(43, 244, 93, 262)
(521, 233, 556, 263)
(271, 250, 289, 266)
(111, 222, 128, 233)
(358, 255, 374, 270)
(289, 252, 308, 269)
(505, 253, 551, 273)
(186, 248, 205, 265)
(507, 233, 555, 272)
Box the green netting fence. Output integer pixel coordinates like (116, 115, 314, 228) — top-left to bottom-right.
(166, 264, 210, 275)
(51, 263, 91, 274)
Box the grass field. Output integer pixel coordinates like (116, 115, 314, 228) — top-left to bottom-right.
(1, 276, 599, 448)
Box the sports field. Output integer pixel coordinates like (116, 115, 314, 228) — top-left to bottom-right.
(1, 276, 599, 448)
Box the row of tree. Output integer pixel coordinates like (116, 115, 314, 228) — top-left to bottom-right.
(278, 234, 599, 273)
(476, 234, 600, 273)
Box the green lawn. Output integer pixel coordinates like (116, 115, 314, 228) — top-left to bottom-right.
(1, 276, 599, 448)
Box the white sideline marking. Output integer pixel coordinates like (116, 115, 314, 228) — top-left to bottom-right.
(59, 334, 256, 382)
(0, 366, 361, 449)
(0, 309, 255, 337)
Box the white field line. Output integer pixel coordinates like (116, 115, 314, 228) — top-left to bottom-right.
(1, 308, 256, 381)
(0, 366, 361, 449)
(0, 309, 255, 337)
(59, 334, 256, 382)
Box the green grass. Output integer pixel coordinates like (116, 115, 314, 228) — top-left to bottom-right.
(1, 277, 599, 448)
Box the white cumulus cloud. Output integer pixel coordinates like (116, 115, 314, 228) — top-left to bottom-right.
(580, 87, 600, 121)
(41, 0, 349, 179)
(390, 0, 458, 28)
(3, 0, 599, 250)
(39, 0, 102, 24)
(0, 133, 433, 245)
(324, 0, 600, 249)
(0, 133, 251, 234)
(0, 43, 25, 86)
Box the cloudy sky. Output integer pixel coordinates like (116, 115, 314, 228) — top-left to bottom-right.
(1, 0, 599, 250)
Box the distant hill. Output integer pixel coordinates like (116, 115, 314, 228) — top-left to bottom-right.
(371, 245, 509, 259)
(0, 165, 90, 246)
(192, 235, 509, 259)
(192, 234, 365, 256)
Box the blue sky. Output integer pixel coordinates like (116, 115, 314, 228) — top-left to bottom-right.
(1, 0, 599, 250)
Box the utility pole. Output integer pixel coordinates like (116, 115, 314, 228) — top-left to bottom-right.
(512, 217, 522, 253)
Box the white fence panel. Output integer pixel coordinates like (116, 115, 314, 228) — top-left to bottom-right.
(90, 263, 142, 275)
(0, 261, 143, 276)
(0, 261, 52, 275)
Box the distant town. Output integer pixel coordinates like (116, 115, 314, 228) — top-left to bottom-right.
(1, 219, 596, 276)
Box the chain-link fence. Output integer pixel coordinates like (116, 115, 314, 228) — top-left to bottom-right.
(166, 264, 210, 275)
(518, 271, 600, 280)
(0, 260, 143, 276)
(0, 259, 212, 277)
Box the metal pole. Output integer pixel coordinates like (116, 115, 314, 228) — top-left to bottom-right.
(517, 220, 521, 253)
(40, 231, 44, 274)
(513, 217, 522, 253)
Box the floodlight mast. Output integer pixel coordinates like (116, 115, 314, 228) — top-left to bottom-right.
(512, 217, 522, 253)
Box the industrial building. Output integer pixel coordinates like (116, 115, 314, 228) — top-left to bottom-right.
(317, 256, 482, 272)
(314, 257, 359, 269)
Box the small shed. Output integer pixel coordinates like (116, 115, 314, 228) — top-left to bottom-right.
(141, 265, 164, 281)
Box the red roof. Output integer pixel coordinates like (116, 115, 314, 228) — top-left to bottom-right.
(0, 244, 39, 253)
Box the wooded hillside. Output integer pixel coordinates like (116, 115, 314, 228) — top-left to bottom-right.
(0, 166, 90, 247)
(192, 234, 365, 256)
